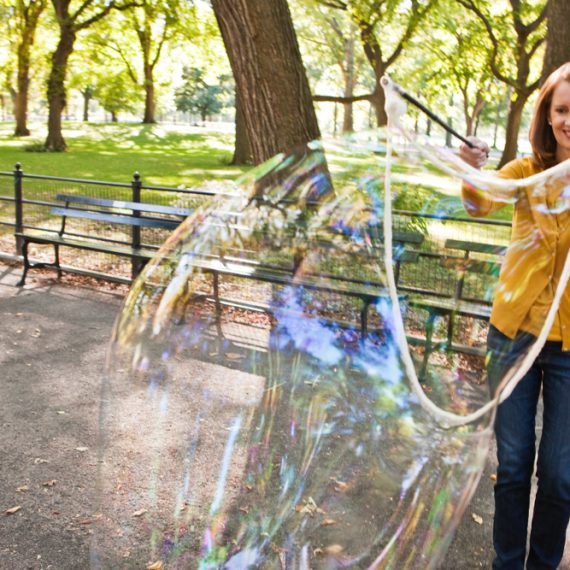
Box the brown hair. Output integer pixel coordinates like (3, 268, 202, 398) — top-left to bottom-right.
(529, 62, 570, 168)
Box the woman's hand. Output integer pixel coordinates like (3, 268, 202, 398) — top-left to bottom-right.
(459, 136, 490, 169)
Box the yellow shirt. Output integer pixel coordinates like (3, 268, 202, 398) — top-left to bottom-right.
(462, 156, 570, 348)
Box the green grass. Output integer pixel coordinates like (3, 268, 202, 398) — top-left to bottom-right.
(0, 121, 248, 188)
(0, 120, 512, 224)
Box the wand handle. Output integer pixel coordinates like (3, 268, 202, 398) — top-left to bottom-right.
(383, 77, 476, 149)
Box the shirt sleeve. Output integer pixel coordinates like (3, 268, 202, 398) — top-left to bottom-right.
(461, 159, 524, 218)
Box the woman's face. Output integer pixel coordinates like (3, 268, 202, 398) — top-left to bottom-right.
(548, 79, 570, 162)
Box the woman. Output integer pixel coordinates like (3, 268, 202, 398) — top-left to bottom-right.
(460, 62, 570, 570)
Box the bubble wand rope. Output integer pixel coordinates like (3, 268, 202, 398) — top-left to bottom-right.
(380, 76, 570, 425)
(381, 84, 486, 427)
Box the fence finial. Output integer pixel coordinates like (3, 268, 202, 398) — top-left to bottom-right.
(15, 163, 22, 172)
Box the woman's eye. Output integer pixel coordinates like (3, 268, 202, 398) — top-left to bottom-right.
(554, 107, 569, 114)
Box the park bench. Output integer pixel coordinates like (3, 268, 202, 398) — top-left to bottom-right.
(16, 193, 193, 286)
(410, 238, 507, 377)
(184, 227, 424, 339)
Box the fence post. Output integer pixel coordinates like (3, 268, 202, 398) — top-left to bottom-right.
(14, 163, 23, 255)
(131, 171, 142, 278)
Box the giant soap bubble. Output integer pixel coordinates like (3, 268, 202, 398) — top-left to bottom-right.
(92, 83, 570, 568)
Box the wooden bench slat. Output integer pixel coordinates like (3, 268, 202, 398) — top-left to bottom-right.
(16, 232, 157, 259)
(445, 239, 507, 256)
(51, 207, 180, 229)
(440, 257, 501, 275)
(56, 194, 193, 217)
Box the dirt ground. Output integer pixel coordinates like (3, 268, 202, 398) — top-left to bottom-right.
(0, 260, 569, 570)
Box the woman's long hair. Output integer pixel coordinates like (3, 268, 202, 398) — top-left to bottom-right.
(529, 62, 570, 168)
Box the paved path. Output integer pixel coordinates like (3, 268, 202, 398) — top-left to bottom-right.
(0, 262, 568, 569)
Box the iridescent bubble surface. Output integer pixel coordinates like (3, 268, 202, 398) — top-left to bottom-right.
(92, 86, 570, 569)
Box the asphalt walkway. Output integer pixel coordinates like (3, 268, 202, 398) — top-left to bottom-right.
(0, 261, 567, 569)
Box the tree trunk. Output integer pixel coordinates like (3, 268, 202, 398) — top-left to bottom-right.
(369, 88, 387, 127)
(142, 64, 156, 124)
(211, 0, 320, 164)
(231, 91, 251, 165)
(543, 0, 570, 79)
(111, 111, 118, 123)
(498, 95, 528, 168)
(14, 32, 33, 136)
(341, 33, 355, 133)
(82, 90, 92, 121)
(45, 26, 76, 151)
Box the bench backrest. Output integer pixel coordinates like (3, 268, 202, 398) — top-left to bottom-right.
(53, 194, 194, 236)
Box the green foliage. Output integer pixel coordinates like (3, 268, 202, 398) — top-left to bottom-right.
(174, 67, 225, 121)
(94, 72, 142, 118)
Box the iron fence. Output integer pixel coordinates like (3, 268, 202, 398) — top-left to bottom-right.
(0, 164, 512, 291)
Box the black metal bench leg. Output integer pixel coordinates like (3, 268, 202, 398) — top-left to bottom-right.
(17, 240, 30, 287)
(420, 311, 438, 381)
(360, 300, 371, 341)
(54, 244, 62, 279)
(447, 312, 455, 352)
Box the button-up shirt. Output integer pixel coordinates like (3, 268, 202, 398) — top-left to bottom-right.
(462, 157, 570, 349)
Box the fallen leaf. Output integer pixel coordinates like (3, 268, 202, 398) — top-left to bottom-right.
(239, 506, 250, 514)
(471, 513, 483, 525)
(132, 509, 148, 517)
(16, 485, 29, 492)
(225, 352, 243, 360)
(6, 506, 21, 515)
(34, 458, 48, 464)
(57, 411, 66, 415)
(320, 519, 337, 527)
(146, 562, 164, 570)
(330, 477, 348, 492)
(75, 447, 89, 452)
(43, 480, 57, 487)
(79, 519, 94, 525)
(324, 544, 344, 556)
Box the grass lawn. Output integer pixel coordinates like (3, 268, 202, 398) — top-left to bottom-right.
(0, 120, 512, 224)
(0, 121, 247, 188)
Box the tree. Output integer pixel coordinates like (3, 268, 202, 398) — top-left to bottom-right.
(11, 0, 46, 136)
(293, 1, 369, 133)
(542, 0, 570, 78)
(313, 0, 437, 127)
(94, 71, 141, 121)
(457, 0, 547, 167)
(174, 67, 223, 122)
(210, 0, 321, 165)
(419, 3, 494, 137)
(44, 0, 134, 151)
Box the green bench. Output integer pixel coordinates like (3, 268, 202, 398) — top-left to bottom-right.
(16, 193, 193, 286)
(410, 239, 507, 376)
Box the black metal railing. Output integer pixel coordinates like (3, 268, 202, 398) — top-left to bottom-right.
(0, 164, 512, 291)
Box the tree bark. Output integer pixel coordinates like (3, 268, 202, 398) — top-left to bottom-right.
(14, 0, 46, 137)
(14, 45, 32, 136)
(341, 32, 355, 133)
(498, 95, 528, 168)
(45, 26, 76, 151)
(82, 88, 93, 121)
(142, 65, 156, 123)
(231, 91, 251, 165)
(211, 0, 320, 164)
(542, 0, 570, 79)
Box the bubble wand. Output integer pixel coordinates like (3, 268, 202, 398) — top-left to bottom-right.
(380, 77, 475, 149)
